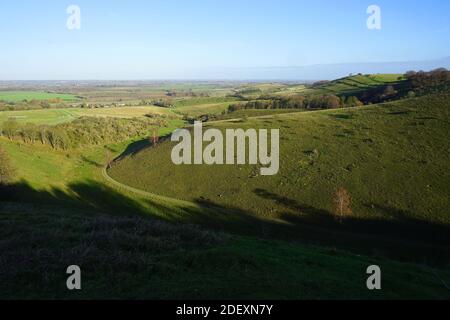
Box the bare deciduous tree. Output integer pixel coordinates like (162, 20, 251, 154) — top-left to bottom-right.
(152, 128, 159, 146)
(333, 187, 352, 222)
(105, 149, 113, 169)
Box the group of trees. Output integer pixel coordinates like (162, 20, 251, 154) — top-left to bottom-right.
(0, 117, 168, 150)
(357, 84, 400, 104)
(0, 99, 67, 112)
(228, 94, 363, 113)
(405, 68, 450, 91)
(165, 90, 210, 98)
(147, 99, 175, 108)
(356, 68, 450, 104)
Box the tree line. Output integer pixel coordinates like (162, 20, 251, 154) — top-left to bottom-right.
(0, 99, 69, 112)
(0, 117, 168, 150)
(358, 68, 450, 104)
(405, 68, 450, 91)
(228, 94, 363, 113)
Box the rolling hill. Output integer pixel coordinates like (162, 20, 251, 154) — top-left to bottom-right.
(108, 93, 450, 261)
(2, 77, 450, 299)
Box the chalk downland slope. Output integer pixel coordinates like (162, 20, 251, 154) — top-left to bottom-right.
(109, 93, 450, 260)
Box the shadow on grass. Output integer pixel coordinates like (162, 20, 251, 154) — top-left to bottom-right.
(251, 188, 450, 263)
(328, 114, 353, 120)
(1, 180, 152, 217)
(80, 156, 103, 168)
(114, 133, 174, 161)
(1, 181, 450, 265)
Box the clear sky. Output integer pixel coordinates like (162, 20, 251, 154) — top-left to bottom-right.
(0, 0, 449, 80)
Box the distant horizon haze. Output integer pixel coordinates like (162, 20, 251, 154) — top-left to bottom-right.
(1, 56, 449, 82)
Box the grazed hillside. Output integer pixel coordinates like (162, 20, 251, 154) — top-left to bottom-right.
(109, 93, 450, 261)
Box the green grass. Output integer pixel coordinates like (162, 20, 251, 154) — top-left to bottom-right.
(0, 91, 78, 102)
(1, 202, 449, 299)
(109, 93, 450, 262)
(173, 97, 238, 116)
(111, 93, 450, 223)
(216, 109, 306, 120)
(0, 109, 79, 125)
(2, 81, 450, 299)
(175, 102, 233, 116)
(306, 74, 405, 96)
(0, 106, 177, 125)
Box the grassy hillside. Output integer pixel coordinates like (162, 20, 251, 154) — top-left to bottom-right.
(109, 93, 450, 261)
(2, 126, 448, 299)
(1, 202, 449, 299)
(306, 74, 405, 96)
(2, 79, 450, 299)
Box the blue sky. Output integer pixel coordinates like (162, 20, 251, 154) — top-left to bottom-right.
(0, 0, 449, 79)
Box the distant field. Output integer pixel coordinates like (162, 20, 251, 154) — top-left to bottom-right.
(216, 109, 305, 120)
(63, 83, 237, 104)
(223, 83, 307, 98)
(174, 96, 236, 108)
(173, 97, 238, 116)
(0, 91, 78, 102)
(0, 106, 176, 125)
(0, 109, 78, 125)
(71, 106, 176, 118)
(272, 84, 308, 96)
(175, 102, 233, 116)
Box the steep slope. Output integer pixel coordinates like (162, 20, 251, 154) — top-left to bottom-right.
(109, 93, 450, 261)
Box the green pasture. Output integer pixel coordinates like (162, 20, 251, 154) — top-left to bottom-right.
(0, 91, 78, 102)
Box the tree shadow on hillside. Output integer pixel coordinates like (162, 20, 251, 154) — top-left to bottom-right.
(113, 133, 173, 161)
(1, 180, 153, 217)
(80, 156, 103, 168)
(328, 114, 353, 120)
(2, 181, 450, 265)
(251, 188, 450, 263)
(253, 188, 450, 244)
(115, 139, 152, 159)
(388, 111, 409, 116)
